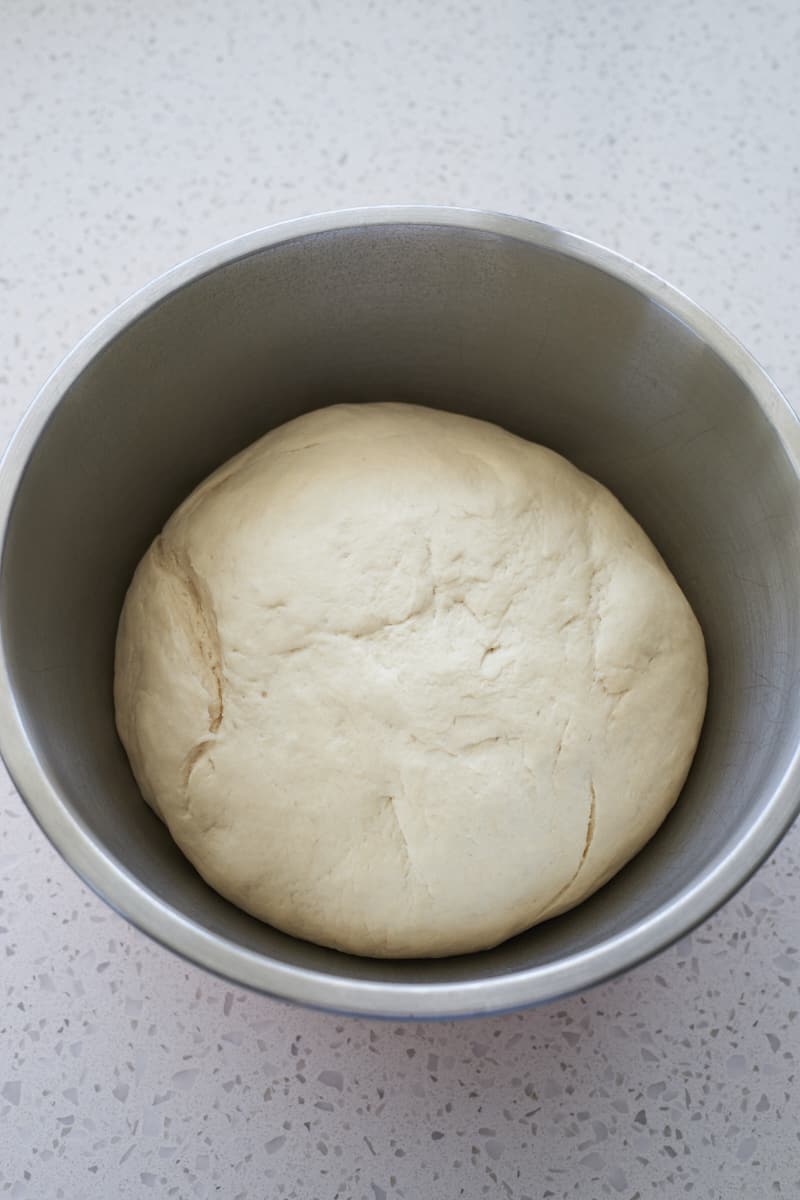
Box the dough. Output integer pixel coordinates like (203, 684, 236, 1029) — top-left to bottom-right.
(115, 403, 707, 957)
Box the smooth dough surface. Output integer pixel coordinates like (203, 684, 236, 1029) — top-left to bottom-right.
(115, 403, 707, 957)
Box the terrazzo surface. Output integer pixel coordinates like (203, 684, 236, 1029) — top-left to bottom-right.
(1, 1, 799, 1196)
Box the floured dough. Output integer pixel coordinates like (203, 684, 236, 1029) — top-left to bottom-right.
(115, 402, 707, 957)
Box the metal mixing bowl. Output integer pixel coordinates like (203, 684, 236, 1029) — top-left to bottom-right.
(1, 207, 798, 1018)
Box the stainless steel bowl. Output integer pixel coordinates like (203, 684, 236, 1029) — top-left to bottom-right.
(1, 207, 799, 1019)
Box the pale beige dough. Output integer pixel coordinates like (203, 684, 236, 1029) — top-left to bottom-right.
(115, 402, 707, 957)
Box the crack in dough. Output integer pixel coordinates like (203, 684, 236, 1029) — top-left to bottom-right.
(384, 795, 412, 879)
(537, 781, 597, 923)
(152, 537, 225, 732)
(151, 537, 226, 796)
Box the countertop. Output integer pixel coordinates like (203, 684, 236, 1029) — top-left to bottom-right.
(2, 2, 799, 1196)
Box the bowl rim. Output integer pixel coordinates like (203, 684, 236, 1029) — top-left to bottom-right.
(1, 204, 799, 1019)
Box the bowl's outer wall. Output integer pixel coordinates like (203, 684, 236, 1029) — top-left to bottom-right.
(2, 215, 800, 1014)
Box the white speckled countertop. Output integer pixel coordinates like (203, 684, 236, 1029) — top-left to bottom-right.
(2, 2, 799, 1196)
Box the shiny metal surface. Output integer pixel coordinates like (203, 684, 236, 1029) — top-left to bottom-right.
(0, 207, 798, 1019)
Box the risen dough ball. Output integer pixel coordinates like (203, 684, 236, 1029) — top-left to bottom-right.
(115, 403, 707, 957)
